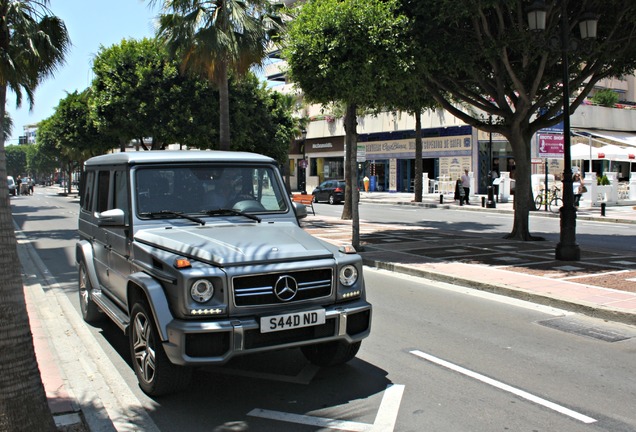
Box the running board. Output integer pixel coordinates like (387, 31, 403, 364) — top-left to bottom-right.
(92, 291, 129, 332)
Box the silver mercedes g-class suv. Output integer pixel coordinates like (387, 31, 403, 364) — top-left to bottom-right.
(76, 151, 371, 395)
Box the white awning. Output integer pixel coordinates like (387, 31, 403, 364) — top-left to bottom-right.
(572, 129, 636, 148)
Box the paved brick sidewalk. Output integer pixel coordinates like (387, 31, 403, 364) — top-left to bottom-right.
(302, 213, 636, 325)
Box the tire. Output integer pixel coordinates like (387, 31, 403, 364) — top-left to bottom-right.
(301, 341, 361, 367)
(550, 197, 563, 213)
(313, 194, 319, 203)
(328, 194, 336, 205)
(534, 195, 544, 209)
(78, 262, 102, 323)
(129, 301, 192, 396)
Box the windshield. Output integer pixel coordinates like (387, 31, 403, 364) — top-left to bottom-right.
(135, 164, 288, 218)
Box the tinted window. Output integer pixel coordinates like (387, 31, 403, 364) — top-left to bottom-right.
(135, 165, 288, 216)
(81, 171, 95, 212)
(96, 171, 110, 213)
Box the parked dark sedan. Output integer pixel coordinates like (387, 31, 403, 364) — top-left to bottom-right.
(312, 179, 345, 204)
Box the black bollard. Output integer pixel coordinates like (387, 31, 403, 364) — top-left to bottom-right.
(439, 194, 443, 204)
(481, 196, 486, 207)
(486, 186, 497, 208)
(601, 202, 606, 217)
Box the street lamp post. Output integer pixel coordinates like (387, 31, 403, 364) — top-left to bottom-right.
(300, 129, 307, 194)
(527, 0, 598, 261)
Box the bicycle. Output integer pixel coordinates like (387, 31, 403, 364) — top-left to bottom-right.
(535, 186, 562, 213)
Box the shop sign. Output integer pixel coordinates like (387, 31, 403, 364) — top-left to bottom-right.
(538, 133, 564, 158)
(365, 135, 472, 156)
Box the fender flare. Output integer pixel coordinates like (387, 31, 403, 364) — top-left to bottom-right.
(128, 272, 174, 341)
(76, 240, 100, 291)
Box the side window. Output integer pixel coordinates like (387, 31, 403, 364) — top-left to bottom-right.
(81, 171, 95, 212)
(96, 171, 111, 214)
(113, 170, 129, 223)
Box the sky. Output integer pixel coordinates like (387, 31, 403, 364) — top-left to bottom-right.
(6, 1, 160, 145)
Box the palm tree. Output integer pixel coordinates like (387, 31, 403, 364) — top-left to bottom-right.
(151, 0, 285, 150)
(0, 1, 70, 430)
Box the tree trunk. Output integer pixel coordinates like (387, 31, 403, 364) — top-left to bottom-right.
(66, 162, 73, 195)
(341, 106, 354, 221)
(0, 84, 57, 431)
(345, 104, 361, 250)
(504, 125, 542, 241)
(413, 111, 423, 202)
(218, 61, 231, 151)
(341, 104, 360, 248)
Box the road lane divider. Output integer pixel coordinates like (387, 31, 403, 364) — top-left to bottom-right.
(410, 350, 596, 424)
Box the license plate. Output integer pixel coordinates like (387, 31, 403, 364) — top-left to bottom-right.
(260, 309, 326, 333)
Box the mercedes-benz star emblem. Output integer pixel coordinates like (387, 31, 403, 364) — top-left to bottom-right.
(274, 275, 298, 301)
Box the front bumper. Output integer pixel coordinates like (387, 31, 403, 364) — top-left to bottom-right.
(163, 300, 372, 366)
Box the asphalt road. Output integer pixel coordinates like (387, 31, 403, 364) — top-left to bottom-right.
(12, 188, 636, 431)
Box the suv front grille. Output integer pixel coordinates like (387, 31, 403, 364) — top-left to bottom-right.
(233, 268, 333, 307)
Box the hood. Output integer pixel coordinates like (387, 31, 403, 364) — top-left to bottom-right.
(134, 222, 334, 266)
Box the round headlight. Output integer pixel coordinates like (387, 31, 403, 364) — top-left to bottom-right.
(339, 265, 358, 287)
(191, 279, 214, 303)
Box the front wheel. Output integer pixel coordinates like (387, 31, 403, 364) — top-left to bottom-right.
(549, 197, 563, 213)
(78, 262, 102, 323)
(301, 341, 361, 367)
(534, 195, 544, 209)
(129, 301, 192, 396)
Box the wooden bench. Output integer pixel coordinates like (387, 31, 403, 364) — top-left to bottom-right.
(291, 193, 315, 215)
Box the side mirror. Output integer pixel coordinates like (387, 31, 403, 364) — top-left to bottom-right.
(96, 208, 126, 226)
(293, 202, 308, 220)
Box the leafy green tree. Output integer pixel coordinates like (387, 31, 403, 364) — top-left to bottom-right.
(0, 1, 70, 430)
(26, 141, 57, 183)
(90, 38, 219, 150)
(591, 89, 619, 107)
(6, 144, 28, 178)
(230, 73, 296, 163)
(42, 90, 113, 193)
(402, 0, 636, 241)
(151, 0, 286, 150)
(284, 0, 410, 248)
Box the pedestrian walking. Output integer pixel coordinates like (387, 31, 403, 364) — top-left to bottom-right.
(16, 175, 22, 195)
(460, 169, 471, 204)
(573, 171, 586, 207)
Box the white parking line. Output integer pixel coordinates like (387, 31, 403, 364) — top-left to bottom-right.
(248, 384, 405, 431)
(410, 350, 597, 424)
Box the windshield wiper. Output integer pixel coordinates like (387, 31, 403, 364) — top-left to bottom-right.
(204, 208, 262, 223)
(139, 210, 206, 226)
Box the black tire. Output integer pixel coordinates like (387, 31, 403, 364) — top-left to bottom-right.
(534, 195, 544, 209)
(328, 194, 336, 205)
(313, 194, 319, 203)
(301, 341, 361, 367)
(129, 301, 192, 396)
(78, 262, 102, 323)
(550, 197, 563, 213)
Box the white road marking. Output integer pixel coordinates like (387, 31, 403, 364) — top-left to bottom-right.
(370, 384, 404, 432)
(248, 384, 405, 431)
(410, 350, 597, 424)
(248, 409, 372, 432)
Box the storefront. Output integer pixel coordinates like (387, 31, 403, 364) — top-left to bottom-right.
(360, 126, 474, 192)
(477, 129, 516, 194)
(302, 136, 346, 191)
